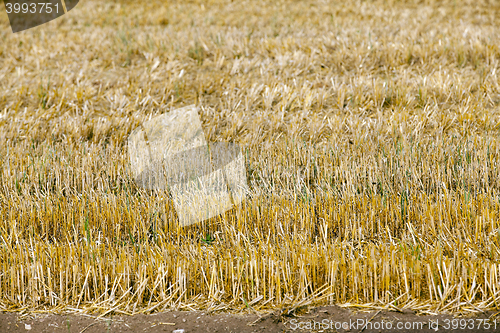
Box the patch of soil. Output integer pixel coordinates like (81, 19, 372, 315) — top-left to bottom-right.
(1, 306, 500, 333)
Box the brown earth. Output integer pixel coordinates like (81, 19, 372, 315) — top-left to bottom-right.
(1, 306, 500, 333)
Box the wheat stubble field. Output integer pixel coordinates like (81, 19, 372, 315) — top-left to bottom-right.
(1, 0, 500, 323)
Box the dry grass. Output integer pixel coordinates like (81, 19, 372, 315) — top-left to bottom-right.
(1, 0, 500, 316)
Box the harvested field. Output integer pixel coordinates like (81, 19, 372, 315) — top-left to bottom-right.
(1, 0, 500, 322)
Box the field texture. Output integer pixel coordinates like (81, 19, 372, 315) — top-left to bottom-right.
(1, 0, 500, 316)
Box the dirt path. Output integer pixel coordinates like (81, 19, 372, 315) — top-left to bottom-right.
(1, 306, 500, 333)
